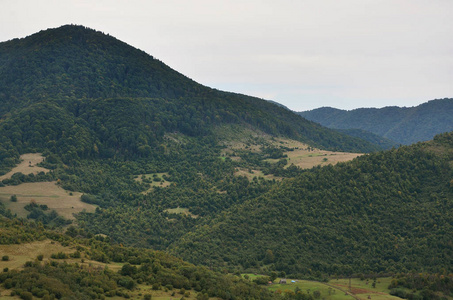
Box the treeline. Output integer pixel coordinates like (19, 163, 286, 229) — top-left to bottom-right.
(389, 273, 453, 300)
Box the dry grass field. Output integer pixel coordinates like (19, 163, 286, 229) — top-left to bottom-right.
(0, 182, 96, 219)
(225, 136, 362, 181)
(267, 138, 363, 169)
(0, 153, 96, 220)
(0, 240, 123, 272)
(0, 153, 48, 181)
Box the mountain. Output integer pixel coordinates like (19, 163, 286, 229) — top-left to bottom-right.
(335, 128, 398, 150)
(298, 98, 453, 145)
(0, 25, 377, 255)
(0, 24, 378, 159)
(170, 131, 453, 277)
(1, 25, 451, 284)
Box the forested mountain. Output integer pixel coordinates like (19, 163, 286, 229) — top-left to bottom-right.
(298, 98, 453, 145)
(0, 24, 451, 288)
(0, 24, 378, 161)
(170, 132, 453, 277)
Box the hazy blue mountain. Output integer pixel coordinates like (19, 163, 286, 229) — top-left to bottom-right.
(298, 98, 453, 145)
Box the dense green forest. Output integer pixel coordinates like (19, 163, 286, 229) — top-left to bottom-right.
(170, 132, 453, 277)
(0, 24, 452, 290)
(298, 98, 453, 145)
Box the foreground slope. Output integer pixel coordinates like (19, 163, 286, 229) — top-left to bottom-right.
(298, 98, 453, 145)
(171, 132, 453, 276)
(0, 218, 277, 300)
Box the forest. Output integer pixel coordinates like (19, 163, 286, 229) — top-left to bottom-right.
(0, 25, 452, 300)
(298, 98, 453, 145)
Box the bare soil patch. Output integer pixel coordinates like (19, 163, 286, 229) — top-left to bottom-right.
(0, 153, 48, 181)
(0, 182, 96, 219)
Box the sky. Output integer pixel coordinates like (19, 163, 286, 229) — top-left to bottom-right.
(1, 0, 452, 111)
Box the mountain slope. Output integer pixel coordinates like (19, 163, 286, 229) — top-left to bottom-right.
(0, 24, 379, 161)
(170, 131, 453, 276)
(298, 98, 453, 145)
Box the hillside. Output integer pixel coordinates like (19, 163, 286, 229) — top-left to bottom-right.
(0, 25, 377, 257)
(298, 98, 453, 145)
(0, 24, 379, 161)
(0, 218, 277, 300)
(1, 24, 451, 287)
(170, 131, 453, 277)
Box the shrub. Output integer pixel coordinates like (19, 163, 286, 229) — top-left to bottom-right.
(2, 256, 9, 261)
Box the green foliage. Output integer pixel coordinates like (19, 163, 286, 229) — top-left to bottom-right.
(389, 273, 453, 300)
(0, 218, 276, 300)
(171, 136, 453, 277)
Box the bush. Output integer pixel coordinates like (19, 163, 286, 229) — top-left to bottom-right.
(2, 255, 9, 261)
(10, 195, 17, 202)
(20, 291, 33, 300)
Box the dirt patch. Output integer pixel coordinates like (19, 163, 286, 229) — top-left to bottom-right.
(0, 181, 96, 219)
(0, 153, 49, 181)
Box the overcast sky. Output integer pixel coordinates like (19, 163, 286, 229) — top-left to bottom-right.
(1, 0, 452, 111)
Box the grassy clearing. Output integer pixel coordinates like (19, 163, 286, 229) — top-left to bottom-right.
(242, 274, 398, 300)
(0, 153, 48, 182)
(234, 168, 282, 181)
(0, 181, 96, 219)
(328, 277, 401, 300)
(271, 138, 363, 169)
(164, 206, 198, 218)
(134, 173, 171, 194)
(0, 240, 123, 273)
(0, 238, 197, 300)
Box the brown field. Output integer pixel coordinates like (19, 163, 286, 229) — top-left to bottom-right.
(269, 138, 363, 169)
(0, 153, 48, 181)
(227, 137, 363, 180)
(0, 181, 96, 219)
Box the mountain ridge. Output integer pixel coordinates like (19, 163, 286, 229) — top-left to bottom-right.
(298, 98, 453, 145)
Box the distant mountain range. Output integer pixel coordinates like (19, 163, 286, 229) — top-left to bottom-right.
(298, 98, 453, 145)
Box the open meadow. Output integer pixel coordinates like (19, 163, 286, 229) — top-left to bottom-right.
(0, 153, 96, 219)
(0, 153, 48, 182)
